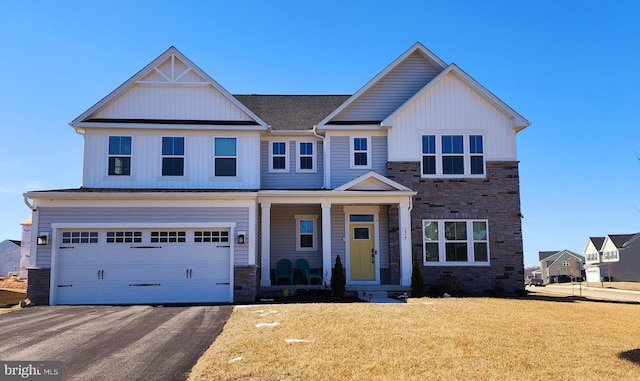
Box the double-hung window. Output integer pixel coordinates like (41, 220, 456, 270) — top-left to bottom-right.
(162, 137, 184, 176)
(351, 137, 370, 168)
(215, 137, 237, 177)
(108, 136, 131, 176)
(422, 219, 489, 265)
(421, 134, 485, 176)
(297, 141, 315, 172)
(295, 215, 317, 251)
(270, 141, 288, 172)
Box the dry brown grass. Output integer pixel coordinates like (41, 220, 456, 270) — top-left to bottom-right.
(189, 296, 640, 381)
(583, 281, 640, 292)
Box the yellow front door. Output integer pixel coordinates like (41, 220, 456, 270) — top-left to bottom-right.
(349, 223, 375, 281)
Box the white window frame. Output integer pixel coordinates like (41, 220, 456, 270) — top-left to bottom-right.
(108, 136, 132, 176)
(269, 141, 289, 172)
(161, 136, 185, 177)
(350, 137, 371, 169)
(296, 141, 316, 172)
(422, 219, 490, 266)
(420, 134, 485, 178)
(295, 214, 317, 251)
(214, 137, 238, 177)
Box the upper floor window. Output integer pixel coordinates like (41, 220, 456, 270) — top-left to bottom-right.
(423, 219, 489, 265)
(270, 141, 288, 172)
(108, 136, 131, 176)
(351, 137, 370, 168)
(421, 134, 485, 177)
(162, 137, 184, 176)
(297, 141, 315, 172)
(215, 137, 237, 177)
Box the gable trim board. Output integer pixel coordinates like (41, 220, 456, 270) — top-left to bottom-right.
(71, 47, 269, 130)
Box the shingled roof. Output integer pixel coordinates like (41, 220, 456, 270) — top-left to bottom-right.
(234, 95, 350, 131)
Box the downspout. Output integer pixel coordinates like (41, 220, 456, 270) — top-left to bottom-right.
(23, 195, 35, 211)
(312, 125, 327, 189)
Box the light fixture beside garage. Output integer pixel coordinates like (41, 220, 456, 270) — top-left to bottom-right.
(237, 231, 246, 245)
(37, 232, 50, 245)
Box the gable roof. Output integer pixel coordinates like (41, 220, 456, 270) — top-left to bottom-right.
(543, 250, 584, 266)
(71, 46, 268, 130)
(539, 251, 559, 260)
(381, 64, 530, 131)
(333, 171, 414, 192)
(606, 233, 638, 249)
(234, 95, 350, 131)
(317, 42, 447, 128)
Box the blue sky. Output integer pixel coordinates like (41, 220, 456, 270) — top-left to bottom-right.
(1, 1, 639, 267)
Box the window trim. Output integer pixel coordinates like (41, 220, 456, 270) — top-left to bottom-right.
(108, 136, 132, 176)
(269, 141, 289, 172)
(422, 219, 490, 266)
(420, 134, 485, 178)
(214, 137, 238, 177)
(161, 136, 185, 177)
(350, 137, 371, 169)
(296, 141, 316, 173)
(295, 214, 317, 251)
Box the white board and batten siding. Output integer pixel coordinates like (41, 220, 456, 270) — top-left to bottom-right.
(387, 72, 518, 162)
(92, 85, 255, 122)
(82, 130, 260, 189)
(327, 135, 388, 189)
(333, 51, 442, 122)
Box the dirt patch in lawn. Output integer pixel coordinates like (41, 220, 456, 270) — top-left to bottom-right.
(0, 290, 26, 307)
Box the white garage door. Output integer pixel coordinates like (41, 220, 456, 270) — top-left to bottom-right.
(54, 229, 232, 304)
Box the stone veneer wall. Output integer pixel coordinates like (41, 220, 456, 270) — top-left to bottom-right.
(27, 268, 50, 305)
(387, 161, 525, 295)
(234, 265, 258, 303)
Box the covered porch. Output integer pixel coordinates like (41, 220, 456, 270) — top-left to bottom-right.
(258, 172, 416, 290)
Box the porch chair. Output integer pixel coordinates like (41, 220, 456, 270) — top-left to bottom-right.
(275, 259, 294, 285)
(297, 258, 322, 285)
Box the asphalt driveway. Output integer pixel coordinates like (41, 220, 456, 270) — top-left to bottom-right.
(0, 305, 232, 380)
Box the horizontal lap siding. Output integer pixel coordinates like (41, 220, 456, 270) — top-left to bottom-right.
(329, 136, 387, 188)
(269, 205, 322, 270)
(260, 140, 324, 189)
(35, 207, 250, 268)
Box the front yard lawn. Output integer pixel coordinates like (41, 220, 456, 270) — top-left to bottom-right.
(189, 295, 640, 380)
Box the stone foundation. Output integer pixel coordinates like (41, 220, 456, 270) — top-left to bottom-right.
(234, 265, 258, 303)
(387, 161, 525, 295)
(26, 268, 50, 305)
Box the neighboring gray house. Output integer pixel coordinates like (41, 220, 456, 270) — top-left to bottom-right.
(539, 250, 584, 282)
(0, 240, 21, 277)
(23, 42, 530, 305)
(584, 233, 640, 282)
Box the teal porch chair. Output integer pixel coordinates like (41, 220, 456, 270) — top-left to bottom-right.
(297, 258, 322, 285)
(275, 259, 294, 285)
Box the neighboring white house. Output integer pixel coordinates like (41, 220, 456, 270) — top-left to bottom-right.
(23, 42, 530, 305)
(0, 239, 21, 277)
(584, 233, 640, 282)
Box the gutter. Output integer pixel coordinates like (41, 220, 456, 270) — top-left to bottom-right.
(23, 195, 35, 211)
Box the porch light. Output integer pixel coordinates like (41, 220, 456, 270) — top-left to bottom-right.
(37, 232, 50, 245)
(237, 231, 246, 245)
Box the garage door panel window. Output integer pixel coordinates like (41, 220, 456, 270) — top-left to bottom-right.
(194, 231, 229, 243)
(106, 231, 142, 243)
(151, 231, 186, 243)
(62, 232, 98, 244)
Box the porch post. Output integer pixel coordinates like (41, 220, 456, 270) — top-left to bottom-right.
(399, 201, 412, 287)
(321, 202, 332, 286)
(260, 202, 271, 286)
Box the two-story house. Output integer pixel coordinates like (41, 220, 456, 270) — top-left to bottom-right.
(539, 250, 585, 282)
(584, 234, 640, 282)
(23, 42, 530, 305)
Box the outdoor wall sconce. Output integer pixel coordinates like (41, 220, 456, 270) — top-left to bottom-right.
(37, 232, 50, 245)
(237, 231, 246, 245)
